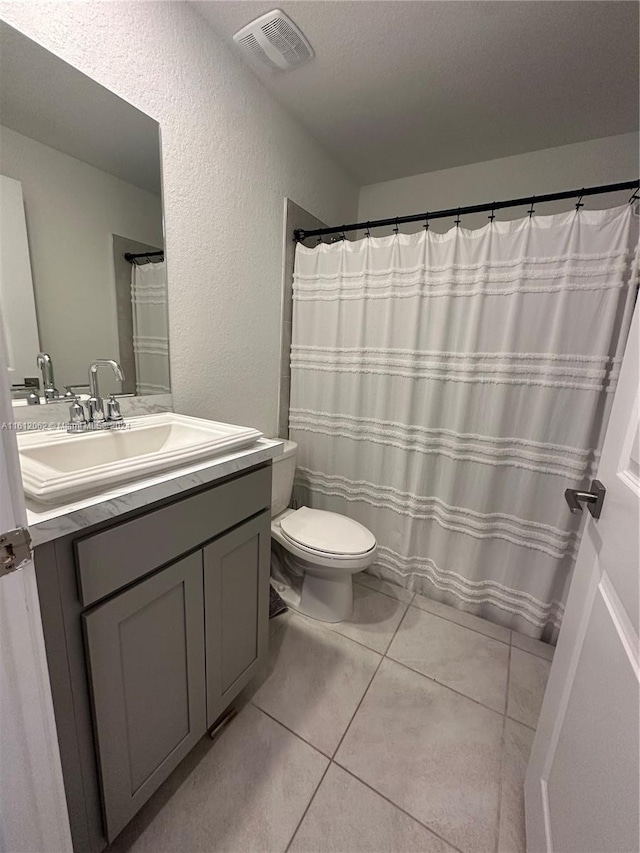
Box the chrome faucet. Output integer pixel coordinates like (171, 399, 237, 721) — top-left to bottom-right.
(67, 359, 125, 431)
(88, 359, 125, 425)
(36, 352, 60, 401)
(88, 359, 124, 424)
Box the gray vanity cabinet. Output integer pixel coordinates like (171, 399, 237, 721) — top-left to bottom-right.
(33, 462, 274, 853)
(82, 551, 207, 841)
(204, 511, 270, 727)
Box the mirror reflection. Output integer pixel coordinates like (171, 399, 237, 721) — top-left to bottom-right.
(0, 22, 170, 405)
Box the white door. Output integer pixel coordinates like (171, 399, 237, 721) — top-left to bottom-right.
(0, 175, 41, 387)
(525, 302, 639, 852)
(0, 320, 71, 851)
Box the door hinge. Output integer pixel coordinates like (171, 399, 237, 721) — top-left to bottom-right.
(0, 527, 32, 577)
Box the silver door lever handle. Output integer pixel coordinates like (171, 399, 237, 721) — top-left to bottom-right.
(564, 480, 606, 519)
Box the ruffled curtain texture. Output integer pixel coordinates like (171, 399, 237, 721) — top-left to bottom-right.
(131, 261, 170, 396)
(290, 206, 638, 641)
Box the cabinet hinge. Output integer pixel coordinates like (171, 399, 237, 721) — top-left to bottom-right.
(0, 527, 32, 577)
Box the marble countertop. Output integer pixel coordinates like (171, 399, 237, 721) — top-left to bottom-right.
(27, 438, 283, 547)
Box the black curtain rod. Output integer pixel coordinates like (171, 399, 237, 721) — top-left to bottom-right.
(293, 179, 640, 242)
(124, 250, 164, 263)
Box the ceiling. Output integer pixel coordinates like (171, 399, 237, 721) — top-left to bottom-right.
(194, 0, 640, 185)
(0, 22, 161, 195)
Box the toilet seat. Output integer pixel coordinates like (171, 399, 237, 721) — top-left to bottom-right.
(280, 507, 376, 557)
(271, 506, 377, 621)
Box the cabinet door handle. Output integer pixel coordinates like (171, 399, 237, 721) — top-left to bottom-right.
(564, 479, 606, 519)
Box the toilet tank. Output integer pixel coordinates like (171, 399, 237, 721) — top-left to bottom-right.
(271, 439, 298, 517)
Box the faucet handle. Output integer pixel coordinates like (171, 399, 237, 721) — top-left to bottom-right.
(88, 396, 105, 424)
(105, 394, 123, 423)
(68, 398, 87, 428)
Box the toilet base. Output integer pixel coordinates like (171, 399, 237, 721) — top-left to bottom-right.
(299, 572, 353, 623)
(271, 569, 354, 623)
(270, 525, 375, 624)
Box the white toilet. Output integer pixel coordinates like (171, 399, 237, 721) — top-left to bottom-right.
(270, 440, 377, 623)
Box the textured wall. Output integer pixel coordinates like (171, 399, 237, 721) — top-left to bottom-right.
(358, 132, 639, 234)
(0, 2, 358, 435)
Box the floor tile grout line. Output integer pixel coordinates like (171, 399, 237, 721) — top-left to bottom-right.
(382, 597, 413, 660)
(277, 587, 552, 661)
(330, 602, 413, 760)
(274, 603, 552, 664)
(409, 596, 554, 660)
(295, 613, 383, 655)
(409, 602, 512, 647)
(380, 600, 411, 656)
(250, 701, 333, 760)
(290, 599, 408, 657)
(506, 713, 537, 732)
(510, 640, 556, 662)
(495, 713, 509, 853)
(385, 654, 507, 718)
(260, 609, 394, 764)
(353, 575, 416, 605)
(330, 654, 385, 761)
(268, 600, 528, 716)
(494, 642, 513, 853)
(283, 761, 332, 853)
(386, 607, 507, 853)
(260, 605, 536, 853)
(256, 648, 535, 749)
(266, 594, 534, 849)
(504, 636, 513, 715)
(509, 622, 557, 662)
(332, 759, 466, 853)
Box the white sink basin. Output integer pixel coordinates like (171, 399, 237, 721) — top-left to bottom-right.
(18, 412, 263, 503)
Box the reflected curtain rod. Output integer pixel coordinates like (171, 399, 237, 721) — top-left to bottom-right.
(293, 179, 640, 242)
(124, 251, 164, 264)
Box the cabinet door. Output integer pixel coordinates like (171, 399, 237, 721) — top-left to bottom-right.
(82, 551, 206, 842)
(204, 511, 270, 727)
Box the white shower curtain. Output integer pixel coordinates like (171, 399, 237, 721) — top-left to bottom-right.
(290, 205, 638, 640)
(131, 261, 170, 396)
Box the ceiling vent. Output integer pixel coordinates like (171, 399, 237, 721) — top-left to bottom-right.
(233, 9, 314, 71)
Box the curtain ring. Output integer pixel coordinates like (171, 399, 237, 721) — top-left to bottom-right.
(365, 222, 371, 238)
(455, 208, 461, 227)
(528, 197, 535, 218)
(488, 204, 496, 222)
(629, 187, 639, 204)
(393, 218, 399, 234)
(423, 213, 430, 231)
(575, 191, 584, 211)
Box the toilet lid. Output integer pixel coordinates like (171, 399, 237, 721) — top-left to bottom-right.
(280, 507, 376, 556)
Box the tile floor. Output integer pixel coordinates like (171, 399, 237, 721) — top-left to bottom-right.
(109, 576, 553, 853)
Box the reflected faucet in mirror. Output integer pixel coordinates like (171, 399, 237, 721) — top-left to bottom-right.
(27, 353, 89, 405)
(36, 352, 60, 401)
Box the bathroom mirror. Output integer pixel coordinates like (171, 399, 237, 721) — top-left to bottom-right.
(0, 22, 170, 405)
